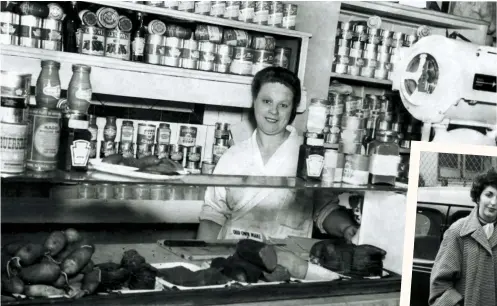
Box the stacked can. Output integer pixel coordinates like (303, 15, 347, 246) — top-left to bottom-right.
(254, 1, 270, 26)
(361, 30, 379, 78)
(282, 3, 298, 30)
(187, 145, 203, 172)
(273, 47, 291, 70)
(198, 41, 217, 71)
(223, 1, 240, 20)
(215, 44, 234, 73)
(0, 10, 20, 45)
(163, 37, 183, 67)
(333, 38, 350, 75)
(137, 123, 156, 158)
(389, 31, 407, 81)
(268, 1, 283, 28)
(212, 122, 231, 164)
(231, 46, 254, 75)
(19, 15, 42, 48)
(325, 92, 345, 145)
(223, 28, 252, 47)
(210, 1, 227, 18)
(145, 34, 165, 65)
(251, 35, 276, 75)
(181, 38, 199, 69)
(101, 7, 132, 61)
(155, 123, 171, 159)
(195, 1, 212, 15)
(178, 1, 195, 12)
(238, 1, 255, 23)
(164, 1, 180, 10)
(77, 8, 105, 56)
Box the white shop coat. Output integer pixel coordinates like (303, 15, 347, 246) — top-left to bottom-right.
(200, 126, 330, 240)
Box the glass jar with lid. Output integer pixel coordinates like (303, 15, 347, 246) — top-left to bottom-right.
(367, 130, 400, 185)
(306, 98, 329, 133)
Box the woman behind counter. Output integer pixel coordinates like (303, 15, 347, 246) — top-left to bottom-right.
(197, 67, 358, 242)
(429, 168, 497, 306)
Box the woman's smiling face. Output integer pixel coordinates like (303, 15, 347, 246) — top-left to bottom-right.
(478, 185, 497, 223)
(253, 82, 294, 136)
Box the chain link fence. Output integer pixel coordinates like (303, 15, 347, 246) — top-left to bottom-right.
(419, 152, 497, 187)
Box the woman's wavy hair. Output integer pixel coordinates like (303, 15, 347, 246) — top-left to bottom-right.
(251, 66, 301, 125)
(470, 167, 497, 203)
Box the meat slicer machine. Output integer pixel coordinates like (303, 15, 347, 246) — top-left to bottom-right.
(391, 35, 497, 146)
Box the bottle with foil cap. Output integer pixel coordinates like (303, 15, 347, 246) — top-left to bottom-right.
(35, 60, 61, 109)
(297, 132, 325, 181)
(67, 64, 92, 114)
(367, 129, 400, 186)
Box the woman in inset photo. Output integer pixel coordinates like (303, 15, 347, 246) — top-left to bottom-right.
(429, 168, 497, 306)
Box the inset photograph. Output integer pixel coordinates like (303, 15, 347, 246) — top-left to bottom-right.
(407, 143, 497, 306)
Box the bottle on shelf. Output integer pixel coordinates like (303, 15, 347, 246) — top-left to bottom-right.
(131, 11, 146, 62)
(62, 1, 81, 53)
(67, 64, 92, 114)
(88, 115, 98, 159)
(58, 111, 92, 172)
(367, 130, 400, 186)
(35, 60, 61, 109)
(297, 132, 326, 181)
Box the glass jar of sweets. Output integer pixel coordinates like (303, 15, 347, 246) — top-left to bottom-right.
(367, 130, 400, 186)
(306, 98, 329, 133)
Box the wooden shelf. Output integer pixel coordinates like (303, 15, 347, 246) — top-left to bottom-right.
(330, 72, 393, 86)
(0, 45, 307, 111)
(340, 1, 489, 30)
(86, 1, 313, 38)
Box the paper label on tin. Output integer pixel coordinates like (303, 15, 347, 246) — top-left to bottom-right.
(343, 167, 369, 185)
(121, 126, 134, 142)
(224, 5, 240, 18)
(210, 3, 226, 16)
(207, 26, 221, 42)
(238, 7, 255, 21)
(282, 15, 296, 28)
(71, 139, 91, 167)
(329, 105, 344, 115)
(268, 13, 282, 25)
(306, 154, 324, 177)
(19, 25, 41, 38)
(75, 88, 92, 101)
(1, 22, 19, 35)
(195, 1, 211, 13)
(1, 126, 27, 173)
(188, 152, 201, 162)
(34, 121, 60, 158)
(179, 1, 195, 11)
(81, 32, 105, 56)
(41, 29, 62, 41)
(165, 46, 182, 58)
(213, 144, 228, 157)
(182, 49, 199, 59)
(42, 84, 61, 99)
(369, 154, 401, 176)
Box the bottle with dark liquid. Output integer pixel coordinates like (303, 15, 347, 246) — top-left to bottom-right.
(131, 12, 146, 62)
(62, 1, 81, 53)
(58, 111, 92, 172)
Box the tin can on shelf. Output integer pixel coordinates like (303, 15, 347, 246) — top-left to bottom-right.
(187, 145, 202, 170)
(181, 38, 199, 69)
(282, 3, 298, 30)
(148, 19, 167, 35)
(374, 62, 390, 80)
(231, 47, 254, 75)
(145, 34, 166, 65)
(119, 141, 135, 158)
(114, 184, 132, 200)
(96, 7, 119, 29)
(210, 1, 226, 18)
(342, 154, 369, 185)
(41, 19, 62, 51)
(156, 123, 171, 145)
(169, 144, 183, 163)
(349, 46, 362, 58)
(178, 1, 195, 12)
(155, 143, 169, 159)
(105, 30, 131, 60)
(214, 44, 234, 73)
(337, 22, 353, 40)
(238, 1, 255, 23)
(321, 149, 339, 183)
(198, 41, 216, 71)
(251, 35, 276, 51)
(19, 15, 42, 48)
(25, 108, 61, 172)
(1, 122, 28, 174)
(0, 12, 20, 45)
(268, 1, 283, 27)
(404, 34, 417, 47)
(214, 122, 231, 139)
(336, 46, 349, 57)
(137, 143, 153, 158)
(202, 160, 216, 174)
(178, 125, 197, 147)
(224, 1, 240, 19)
(252, 50, 274, 75)
(367, 28, 381, 45)
(353, 25, 368, 42)
(380, 29, 393, 47)
(117, 15, 133, 32)
(332, 54, 349, 74)
(137, 123, 156, 145)
(79, 10, 98, 27)
(100, 140, 117, 158)
(377, 50, 391, 62)
(391, 32, 405, 48)
(162, 37, 183, 67)
(195, 1, 212, 15)
(195, 24, 222, 43)
(79, 26, 106, 56)
(253, 1, 270, 25)
(132, 184, 151, 200)
(273, 47, 291, 70)
(1, 71, 31, 124)
(223, 29, 251, 47)
(164, 1, 180, 9)
(146, 1, 164, 7)
(166, 24, 192, 40)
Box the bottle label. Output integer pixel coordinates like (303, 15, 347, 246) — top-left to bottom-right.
(158, 129, 171, 144)
(213, 145, 228, 157)
(40, 29, 62, 41)
(343, 161, 369, 185)
(33, 122, 60, 158)
(75, 88, 92, 101)
(182, 49, 199, 60)
(42, 84, 61, 99)
(71, 139, 91, 167)
(104, 127, 117, 141)
(306, 154, 324, 178)
(369, 154, 401, 176)
(101, 141, 116, 157)
(121, 126, 134, 142)
(132, 37, 145, 56)
(188, 152, 201, 162)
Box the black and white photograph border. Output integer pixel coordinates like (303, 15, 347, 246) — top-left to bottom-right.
(400, 141, 497, 306)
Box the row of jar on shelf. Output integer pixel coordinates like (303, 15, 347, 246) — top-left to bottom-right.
(51, 183, 208, 201)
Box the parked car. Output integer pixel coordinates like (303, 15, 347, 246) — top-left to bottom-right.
(409, 186, 474, 306)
